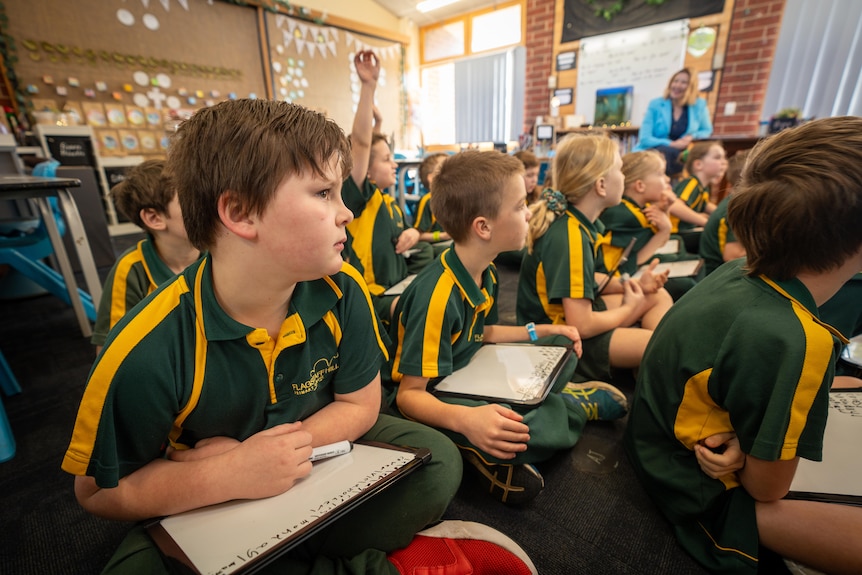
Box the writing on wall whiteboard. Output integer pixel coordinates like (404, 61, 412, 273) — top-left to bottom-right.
(576, 19, 689, 126)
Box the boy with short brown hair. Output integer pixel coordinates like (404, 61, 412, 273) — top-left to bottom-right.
(64, 98, 535, 575)
(389, 150, 627, 506)
(626, 116, 862, 574)
(91, 159, 200, 350)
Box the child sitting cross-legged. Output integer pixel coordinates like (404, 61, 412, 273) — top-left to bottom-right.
(626, 116, 862, 575)
(387, 150, 628, 506)
(63, 99, 537, 575)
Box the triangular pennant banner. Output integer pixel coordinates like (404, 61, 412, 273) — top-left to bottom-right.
(140, 0, 150, 9)
(295, 39, 305, 55)
(345, 32, 354, 48)
(306, 43, 316, 58)
(283, 30, 293, 48)
(176, 0, 189, 10)
(288, 19, 297, 34)
(159, 0, 169, 11)
(298, 23, 309, 39)
(275, 14, 285, 29)
(319, 44, 327, 59)
(330, 28, 339, 42)
(327, 41, 337, 57)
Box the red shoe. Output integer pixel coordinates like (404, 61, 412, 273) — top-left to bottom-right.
(388, 520, 537, 575)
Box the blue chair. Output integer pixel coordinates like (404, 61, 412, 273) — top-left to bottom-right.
(0, 349, 20, 462)
(0, 160, 96, 320)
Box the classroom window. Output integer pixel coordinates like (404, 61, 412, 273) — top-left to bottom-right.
(421, 63, 456, 145)
(420, 0, 524, 65)
(470, 4, 522, 53)
(421, 47, 525, 146)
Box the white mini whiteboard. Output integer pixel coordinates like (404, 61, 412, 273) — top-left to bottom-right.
(576, 20, 688, 126)
(149, 443, 427, 575)
(433, 344, 571, 405)
(633, 258, 702, 279)
(789, 392, 862, 505)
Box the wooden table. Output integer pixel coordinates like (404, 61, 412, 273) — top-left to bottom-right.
(0, 175, 102, 337)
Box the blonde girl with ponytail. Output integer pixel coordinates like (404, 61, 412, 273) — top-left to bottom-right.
(516, 134, 673, 380)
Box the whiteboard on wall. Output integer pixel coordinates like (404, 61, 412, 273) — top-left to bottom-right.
(577, 19, 689, 126)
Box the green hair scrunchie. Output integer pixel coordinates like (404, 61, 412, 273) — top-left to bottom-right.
(540, 187, 567, 216)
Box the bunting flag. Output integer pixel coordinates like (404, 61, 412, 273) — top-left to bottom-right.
(330, 28, 339, 42)
(298, 23, 309, 39)
(282, 29, 292, 46)
(159, 0, 170, 11)
(295, 39, 305, 55)
(140, 0, 150, 8)
(327, 41, 337, 57)
(176, 0, 188, 10)
(275, 14, 286, 28)
(306, 43, 316, 58)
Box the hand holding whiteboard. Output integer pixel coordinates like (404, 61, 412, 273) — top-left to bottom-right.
(147, 442, 429, 575)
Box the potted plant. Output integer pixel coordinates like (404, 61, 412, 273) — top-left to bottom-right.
(768, 107, 801, 134)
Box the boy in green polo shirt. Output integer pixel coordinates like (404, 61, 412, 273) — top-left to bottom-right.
(625, 116, 862, 575)
(388, 150, 628, 506)
(342, 51, 433, 324)
(90, 159, 200, 351)
(62, 97, 537, 574)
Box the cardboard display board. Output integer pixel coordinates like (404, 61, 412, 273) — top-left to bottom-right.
(265, 12, 404, 140)
(6, 0, 267, 156)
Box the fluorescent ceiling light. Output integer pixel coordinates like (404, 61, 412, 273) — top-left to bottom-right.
(416, 0, 461, 13)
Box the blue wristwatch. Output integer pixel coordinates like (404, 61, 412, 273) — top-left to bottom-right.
(525, 322, 538, 342)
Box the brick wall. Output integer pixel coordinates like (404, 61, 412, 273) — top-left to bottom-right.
(523, 0, 555, 134)
(713, 0, 786, 135)
(523, 0, 786, 137)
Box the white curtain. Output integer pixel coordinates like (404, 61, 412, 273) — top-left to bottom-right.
(454, 46, 526, 143)
(762, 0, 862, 120)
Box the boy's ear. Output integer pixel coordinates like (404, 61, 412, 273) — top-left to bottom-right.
(139, 208, 166, 232)
(471, 216, 492, 241)
(217, 191, 256, 240)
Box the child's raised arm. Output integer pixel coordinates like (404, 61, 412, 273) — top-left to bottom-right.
(349, 51, 380, 187)
(397, 375, 529, 460)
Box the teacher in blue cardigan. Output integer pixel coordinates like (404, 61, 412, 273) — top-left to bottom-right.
(633, 68, 713, 176)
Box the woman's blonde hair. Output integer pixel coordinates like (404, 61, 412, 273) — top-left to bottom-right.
(527, 134, 617, 251)
(622, 150, 665, 193)
(663, 68, 699, 106)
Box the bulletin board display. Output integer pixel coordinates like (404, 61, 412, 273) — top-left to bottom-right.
(5, 0, 267, 157)
(265, 11, 404, 140)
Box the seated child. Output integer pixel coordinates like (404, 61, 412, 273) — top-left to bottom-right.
(388, 150, 628, 505)
(517, 134, 673, 382)
(599, 150, 696, 300)
(669, 140, 727, 253)
(341, 51, 433, 323)
(62, 98, 536, 575)
(513, 150, 541, 205)
(413, 152, 451, 255)
(495, 150, 544, 269)
(625, 116, 862, 575)
(91, 159, 200, 352)
(700, 150, 749, 276)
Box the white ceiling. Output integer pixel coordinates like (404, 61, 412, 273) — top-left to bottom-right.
(374, 0, 500, 26)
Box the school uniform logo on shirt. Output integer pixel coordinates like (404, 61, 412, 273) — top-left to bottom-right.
(474, 333, 484, 342)
(293, 354, 339, 395)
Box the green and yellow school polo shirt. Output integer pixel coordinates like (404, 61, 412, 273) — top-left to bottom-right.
(516, 205, 601, 326)
(342, 176, 408, 295)
(625, 259, 846, 573)
(390, 247, 498, 383)
(598, 196, 656, 275)
(63, 256, 387, 488)
(91, 238, 185, 346)
(699, 195, 735, 276)
(672, 176, 710, 233)
(413, 194, 445, 235)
